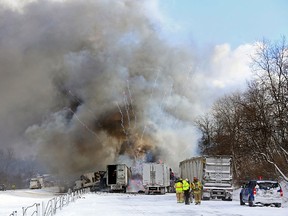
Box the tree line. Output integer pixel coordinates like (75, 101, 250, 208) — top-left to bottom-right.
(0, 148, 38, 189)
(196, 37, 288, 184)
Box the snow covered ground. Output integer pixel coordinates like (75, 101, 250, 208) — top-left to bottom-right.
(0, 188, 57, 215)
(1, 185, 288, 216)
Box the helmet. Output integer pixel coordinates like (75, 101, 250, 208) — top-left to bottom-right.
(185, 178, 189, 181)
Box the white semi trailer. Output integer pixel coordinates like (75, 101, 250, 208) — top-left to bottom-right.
(107, 164, 131, 193)
(179, 155, 233, 200)
(142, 162, 170, 194)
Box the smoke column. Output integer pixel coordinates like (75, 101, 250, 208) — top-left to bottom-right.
(0, 0, 254, 176)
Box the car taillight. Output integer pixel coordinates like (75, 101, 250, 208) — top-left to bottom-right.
(279, 188, 283, 197)
(253, 187, 257, 195)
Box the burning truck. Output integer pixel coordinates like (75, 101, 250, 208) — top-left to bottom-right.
(106, 164, 131, 193)
(72, 161, 175, 194)
(73, 171, 106, 191)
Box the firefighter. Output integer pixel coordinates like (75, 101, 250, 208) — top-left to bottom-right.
(11, 184, 16, 190)
(182, 178, 190, 205)
(174, 178, 184, 203)
(191, 177, 203, 205)
(189, 181, 194, 203)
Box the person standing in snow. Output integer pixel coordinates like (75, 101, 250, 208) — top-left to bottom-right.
(174, 178, 184, 203)
(182, 178, 190, 205)
(191, 177, 203, 205)
(169, 168, 176, 193)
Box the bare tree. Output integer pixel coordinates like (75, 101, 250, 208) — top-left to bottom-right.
(251, 37, 288, 180)
(195, 114, 215, 155)
(196, 37, 288, 182)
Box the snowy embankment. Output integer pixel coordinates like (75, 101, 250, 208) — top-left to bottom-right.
(0, 187, 68, 215)
(0, 184, 287, 216)
(0, 189, 55, 215)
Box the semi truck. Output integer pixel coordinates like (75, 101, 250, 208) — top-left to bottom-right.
(73, 171, 106, 191)
(107, 164, 131, 193)
(142, 162, 170, 194)
(29, 174, 57, 189)
(29, 178, 42, 189)
(179, 155, 233, 200)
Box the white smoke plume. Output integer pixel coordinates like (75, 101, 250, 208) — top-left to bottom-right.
(0, 0, 254, 176)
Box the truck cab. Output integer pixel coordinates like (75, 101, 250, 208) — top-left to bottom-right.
(29, 178, 42, 189)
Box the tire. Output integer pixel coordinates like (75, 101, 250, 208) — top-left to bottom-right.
(275, 203, 281, 208)
(202, 196, 210, 200)
(240, 194, 245, 205)
(222, 197, 232, 201)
